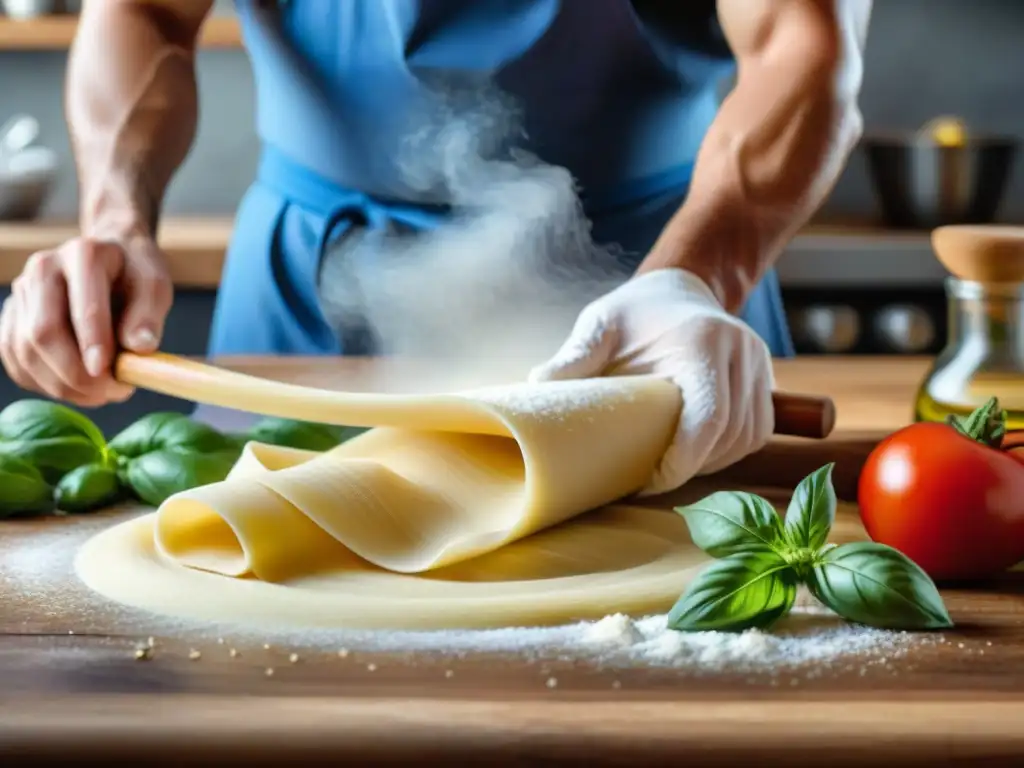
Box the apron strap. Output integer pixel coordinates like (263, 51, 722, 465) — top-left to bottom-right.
(257, 145, 451, 256)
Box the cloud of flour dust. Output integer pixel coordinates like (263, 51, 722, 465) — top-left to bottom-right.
(315, 78, 632, 393)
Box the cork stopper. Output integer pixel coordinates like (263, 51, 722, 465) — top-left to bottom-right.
(932, 225, 1024, 283)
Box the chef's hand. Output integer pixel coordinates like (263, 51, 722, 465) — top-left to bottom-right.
(529, 268, 774, 496)
(0, 235, 173, 407)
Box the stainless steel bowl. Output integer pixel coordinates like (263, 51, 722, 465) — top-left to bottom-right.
(0, 147, 58, 221)
(873, 304, 936, 354)
(789, 304, 861, 354)
(0, 0, 60, 19)
(863, 133, 1018, 229)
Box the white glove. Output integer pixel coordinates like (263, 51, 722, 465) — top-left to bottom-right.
(528, 268, 775, 496)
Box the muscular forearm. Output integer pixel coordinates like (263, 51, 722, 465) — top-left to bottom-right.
(67, 0, 212, 240)
(639, 0, 870, 313)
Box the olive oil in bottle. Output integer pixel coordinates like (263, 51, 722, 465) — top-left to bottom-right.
(915, 277, 1024, 429)
(915, 386, 1024, 431)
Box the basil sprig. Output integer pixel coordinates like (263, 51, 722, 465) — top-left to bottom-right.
(109, 412, 238, 457)
(0, 454, 55, 518)
(668, 550, 799, 631)
(55, 463, 124, 514)
(120, 448, 241, 507)
(241, 417, 366, 452)
(0, 399, 106, 447)
(0, 399, 370, 517)
(669, 463, 953, 633)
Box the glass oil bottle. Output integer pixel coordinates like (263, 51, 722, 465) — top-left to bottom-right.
(915, 225, 1024, 429)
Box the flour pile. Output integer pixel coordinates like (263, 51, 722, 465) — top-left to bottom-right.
(576, 607, 937, 674)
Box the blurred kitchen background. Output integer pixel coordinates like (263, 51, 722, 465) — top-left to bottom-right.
(0, 0, 1022, 430)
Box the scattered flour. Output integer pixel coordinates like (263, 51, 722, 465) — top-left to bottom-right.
(578, 608, 931, 673)
(2, 514, 943, 677)
(462, 376, 638, 419)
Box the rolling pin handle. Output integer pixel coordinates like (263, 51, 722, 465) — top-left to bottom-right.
(771, 392, 836, 440)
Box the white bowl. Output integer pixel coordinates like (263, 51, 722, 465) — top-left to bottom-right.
(0, 147, 58, 221)
(1, 0, 59, 19)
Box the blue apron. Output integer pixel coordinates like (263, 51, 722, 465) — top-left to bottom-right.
(209, 0, 794, 358)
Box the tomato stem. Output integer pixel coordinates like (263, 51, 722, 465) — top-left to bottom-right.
(946, 397, 1007, 448)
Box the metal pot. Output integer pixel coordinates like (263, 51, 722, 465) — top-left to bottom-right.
(789, 304, 861, 354)
(863, 133, 1018, 229)
(873, 304, 936, 354)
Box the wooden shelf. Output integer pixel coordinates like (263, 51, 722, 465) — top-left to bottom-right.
(0, 217, 232, 287)
(0, 217, 943, 289)
(0, 15, 242, 50)
(790, 222, 933, 250)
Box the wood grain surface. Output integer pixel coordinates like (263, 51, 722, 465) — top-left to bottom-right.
(2, 356, 1023, 767)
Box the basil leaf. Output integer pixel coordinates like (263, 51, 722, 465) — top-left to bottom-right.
(224, 432, 249, 450)
(0, 436, 104, 484)
(109, 413, 236, 457)
(783, 463, 836, 551)
(667, 551, 798, 632)
(246, 417, 367, 452)
(809, 542, 953, 630)
(55, 463, 124, 514)
(124, 448, 238, 507)
(674, 491, 784, 557)
(0, 454, 53, 518)
(0, 399, 105, 448)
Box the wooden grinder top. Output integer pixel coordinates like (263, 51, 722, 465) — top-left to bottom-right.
(932, 225, 1024, 283)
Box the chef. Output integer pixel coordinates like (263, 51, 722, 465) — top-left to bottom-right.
(0, 0, 870, 494)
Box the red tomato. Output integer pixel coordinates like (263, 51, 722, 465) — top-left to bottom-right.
(858, 421, 1024, 582)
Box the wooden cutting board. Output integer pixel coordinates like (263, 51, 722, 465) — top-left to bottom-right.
(1, 357, 1023, 766)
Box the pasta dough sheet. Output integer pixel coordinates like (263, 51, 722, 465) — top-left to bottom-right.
(76, 375, 709, 630)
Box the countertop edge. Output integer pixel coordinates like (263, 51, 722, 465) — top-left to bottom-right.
(0, 218, 230, 288)
(3, 695, 1024, 763)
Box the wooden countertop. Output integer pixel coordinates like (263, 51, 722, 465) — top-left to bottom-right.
(3, 356, 1024, 767)
(0, 218, 934, 288)
(0, 218, 231, 287)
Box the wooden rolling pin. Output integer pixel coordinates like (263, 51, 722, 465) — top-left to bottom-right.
(114, 352, 836, 440)
(772, 391, 835, 439)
